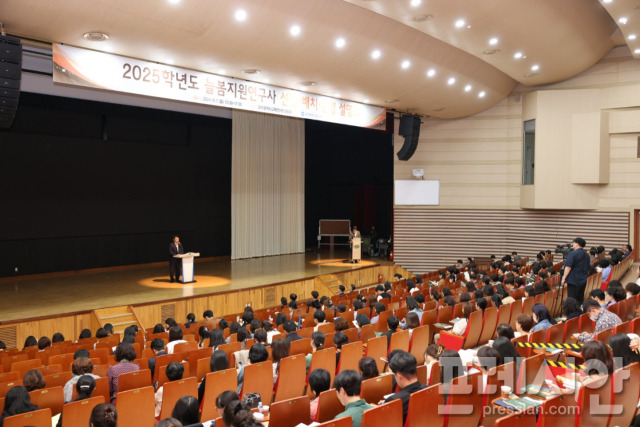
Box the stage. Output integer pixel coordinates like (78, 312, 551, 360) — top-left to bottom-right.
(0, 248, 393, 323)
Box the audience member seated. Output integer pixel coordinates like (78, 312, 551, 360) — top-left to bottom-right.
(589, 289, 607, 307)
(495, 324, 515, 340)
(196, 326, 210, 348)
(155, 362, 185, 417)
(283, 320, 302, 343)
(381, 315, 399, 348)
(271, 338, 289, 384)
(358, 357, 379, 381)
(55, 375, 96, 427)
(223, 400, 264, 427)
(306, 331, 325, 371)
(0, 386, 40, 426)
(237, 344, 269, 394)
(470, 346, 502, 390)
(78, 329, 92, 341)
(370, 303, 386, 326)
(423, 344, 444, 381)
(313, 310, 329, 332)
(562, 298, 582, 321)
(439, 350, 465, 401)
(152, 323, 165, 334)
(382, 351, 426, 424)
(90, 403, 117, 427)
(605, 286, 626, 305)
(165, 318, 179, 331)
(166, 326, 187, 354)
(264, 321, 279, 344)
(156, 418, 182, 427)
(64, 357, 101, 402)
(209, 329, 225, 351)
(171, 395, 202, 427)
(574, 300, 622, 343)
(334, 317, 349, 333)
(197, 350, 229, 404)
(515, 314, 534, 338)
(253, 328, 268, 346)
(22, 369, 46, 392)
(609, 333, 640, 369)
(597, 259, 612, 283)
(309, 368, 331, 423)
(52, 332, 65, 344)
(225, 322, 241, 344)
(333, 370, 373, 427)
(147, 338, 167, 377)
(23, 335, 37, 350)
(107, 342, 140, 404)
(334, 331, 349, 366)
(531, 303, 553, 333)
(451, 302, 473, 336)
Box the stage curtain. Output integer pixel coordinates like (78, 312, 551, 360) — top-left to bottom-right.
(231, 110, 305, 259)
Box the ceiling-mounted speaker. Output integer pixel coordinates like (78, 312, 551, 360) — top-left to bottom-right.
(0, 35, 22, 129)
(396, 114, 421, 161)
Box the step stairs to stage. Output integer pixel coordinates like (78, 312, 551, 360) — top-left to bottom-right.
(92, 306, 144, 334)
(316, 274, 344, 294)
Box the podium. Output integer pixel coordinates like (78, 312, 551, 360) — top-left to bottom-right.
(174, 252, 200, 283)
(352, 238, 361, 262)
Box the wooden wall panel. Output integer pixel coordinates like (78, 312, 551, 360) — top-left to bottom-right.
(394, 208, 629, 273)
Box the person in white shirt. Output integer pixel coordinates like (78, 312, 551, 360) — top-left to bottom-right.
(165, 326, 187, 354)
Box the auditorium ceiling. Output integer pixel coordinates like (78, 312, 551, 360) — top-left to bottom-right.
(0, 0, 634, 118)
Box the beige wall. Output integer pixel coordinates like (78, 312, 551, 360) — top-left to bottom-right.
(393, 46, 640, 268)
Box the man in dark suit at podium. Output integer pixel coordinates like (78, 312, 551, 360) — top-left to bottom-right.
(169, 235, 184, 283)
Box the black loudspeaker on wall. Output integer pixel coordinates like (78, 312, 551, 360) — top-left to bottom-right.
(396, 114, 421, 161)
(0, 35, 22, 129)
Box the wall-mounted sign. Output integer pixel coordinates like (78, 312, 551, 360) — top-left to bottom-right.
(52, 44, 387, 129)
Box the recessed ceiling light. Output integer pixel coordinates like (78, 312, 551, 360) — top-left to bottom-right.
(514, 52, 523, 59)
(82, 32, 109, 41)
(371, 49, 381, 59)
(603, 0, 612, 3)
(290, 25, 301, 37)
(411, 0, 421, 6)
(298, 81, 316, 87)
(243, 69, 261, 74)
(489, 37, 499, 46)
(531, 64, 540, 71)
(635, 48, 640, 54)
(218, 69, 226, 75)
(401, 60, 411, 69)
(478, 91, 486, 98)
(629, 34, 637, 40)
(447, 77, 456, 85)
(455, 19, 466, 28)
(335, 38, 346, 48)
(167, 0, 180, 4)
(413, 14, 433, 22)
(235, 9, 247, 22)
(426, 68, 436, 78)
(464, 85, 472, 92)
(619, 17, 628, 25)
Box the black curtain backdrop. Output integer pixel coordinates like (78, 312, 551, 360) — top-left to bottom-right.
(0, 93, 392, 277)
(305, 120, 393, 248)
(0, 93, 232, 277)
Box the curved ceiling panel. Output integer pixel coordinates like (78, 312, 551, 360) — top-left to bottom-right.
(0, 0, 623, 119)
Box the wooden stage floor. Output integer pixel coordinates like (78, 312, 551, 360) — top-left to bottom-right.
(0, 248, 392, 322)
